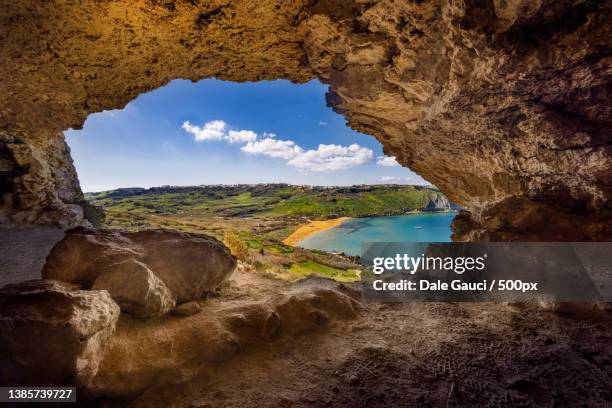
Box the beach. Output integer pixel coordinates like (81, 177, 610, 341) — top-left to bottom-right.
(283, 217, 350, 246)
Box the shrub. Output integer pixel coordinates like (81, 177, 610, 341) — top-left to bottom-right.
(223, 231, 250, 261)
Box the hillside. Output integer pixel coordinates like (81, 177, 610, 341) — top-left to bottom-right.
(86, 183, 455, 219)
(84, 184, 457, 282)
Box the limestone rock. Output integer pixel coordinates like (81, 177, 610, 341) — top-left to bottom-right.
(0, 1, 610, 240)
(423, 193, 462, 212)
(222, 304, 282, 344)
(170, 301, 203, 317)
(43, 228, 236, 308)
(126, 229, 237, 303)
(90, 283, 360, 397)
(92, 259, 176, 318)
(42, 227, 140, 287)
(275, 288, 360, 333)
(0, 279, 120, 387)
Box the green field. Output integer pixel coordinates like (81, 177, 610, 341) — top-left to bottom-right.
(86, 184, 445, 219)
(85, 184, 452, 282)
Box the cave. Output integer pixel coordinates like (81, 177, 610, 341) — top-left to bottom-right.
(1, 0, 611, 406)
(2, 0, 609, 240)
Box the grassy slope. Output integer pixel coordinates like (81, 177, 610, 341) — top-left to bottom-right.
(270, 189, 432, 216)
(85, 184, 445, 282)
(86, 184, 441, 220)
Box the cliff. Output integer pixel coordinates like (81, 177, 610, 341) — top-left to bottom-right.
(423, 193, 462, 212)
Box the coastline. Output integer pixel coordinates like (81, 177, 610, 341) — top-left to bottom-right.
(283, 217, 351, 246)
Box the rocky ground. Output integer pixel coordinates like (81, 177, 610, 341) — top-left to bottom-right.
(102, 269, 612, 408)
(1, 227, 611, 407)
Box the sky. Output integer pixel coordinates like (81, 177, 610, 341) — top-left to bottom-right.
(65, 79, 429, 192)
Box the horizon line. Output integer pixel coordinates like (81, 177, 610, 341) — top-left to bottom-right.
(84, 182, 438, 194)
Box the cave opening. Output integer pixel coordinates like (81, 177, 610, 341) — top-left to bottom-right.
(65, 78, 428, 192)
(63, 77, 457, 277)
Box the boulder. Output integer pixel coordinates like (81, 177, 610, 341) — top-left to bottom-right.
(0, 279, 120, 387)
(43, 227, 236, 309)
(92, 259, 176, 318)
(126, 229, 237, 303)
(275, 288, 360, 333)
(42, 228, 140, 287)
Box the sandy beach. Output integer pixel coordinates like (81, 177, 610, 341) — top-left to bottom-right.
(283, 217, 350, 246)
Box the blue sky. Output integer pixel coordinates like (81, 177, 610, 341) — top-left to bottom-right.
(65, 79, 428, 192)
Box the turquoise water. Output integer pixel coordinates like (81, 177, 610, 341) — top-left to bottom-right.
(298, 213, 455, 256)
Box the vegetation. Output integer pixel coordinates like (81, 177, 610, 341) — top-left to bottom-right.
(288, 260, 360, 282)
(86, 184, 442, 220)
(85, 184, 447, 282)
(223, 231, 250, 261)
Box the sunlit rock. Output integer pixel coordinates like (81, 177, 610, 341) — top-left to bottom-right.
(89, 281, 360, 397)
(43, 228, 236, 309)
(92, 259, 176, 318)
(127, 229, 237, 303)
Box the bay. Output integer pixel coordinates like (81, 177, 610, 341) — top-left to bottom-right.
(298, 213, 455, 256)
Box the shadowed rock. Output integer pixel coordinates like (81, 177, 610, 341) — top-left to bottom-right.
(0, 279, 120, 387)
(89, 280, 361, 397)
(170, 301, 203, 317)
(43, 228, 236, 314)
(275, 288, 361, 333)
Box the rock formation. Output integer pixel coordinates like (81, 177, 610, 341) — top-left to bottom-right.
(423, 192, 462, 212)
(0, 280, 120, 387)
(43, 228, 236, 315)
(91, 259, 176, 318)
(88, 280, 360, 397)
(0, 1, 610, 240)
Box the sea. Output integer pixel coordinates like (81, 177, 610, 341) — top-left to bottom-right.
(297, 213, 455, 256)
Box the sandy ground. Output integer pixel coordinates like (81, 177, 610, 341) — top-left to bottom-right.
(0, 227, 64, 287)
(101, 270, 612, 408)
(283, 218, 351, 246)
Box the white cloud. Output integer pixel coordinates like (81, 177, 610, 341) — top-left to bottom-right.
(227, 130, 257, 144)
(241, 138, 303, 160)
(287, 143, 374, 172)
(182, 120, 227, 141)
(318, 121, 327, 126)
(380, 176, 400, 182)
(182, 120, 374, 172)
(376, 155, 400, 167)
(243, 138, 374, 172)
(182, 120, 258, 144)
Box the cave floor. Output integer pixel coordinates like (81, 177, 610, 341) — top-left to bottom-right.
(102, 271, 612, 408)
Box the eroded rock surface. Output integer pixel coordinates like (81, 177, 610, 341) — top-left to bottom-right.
(89, 276, 360, 397)
(0, 0, 610, 240)
(0, 279, 120, 387)
(127, 229, 238, 303)
(92, 259, 176, 318)
(43, 228, 236, 314)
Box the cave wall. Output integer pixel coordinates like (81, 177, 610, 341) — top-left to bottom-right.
(1, 0, 610, 240)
